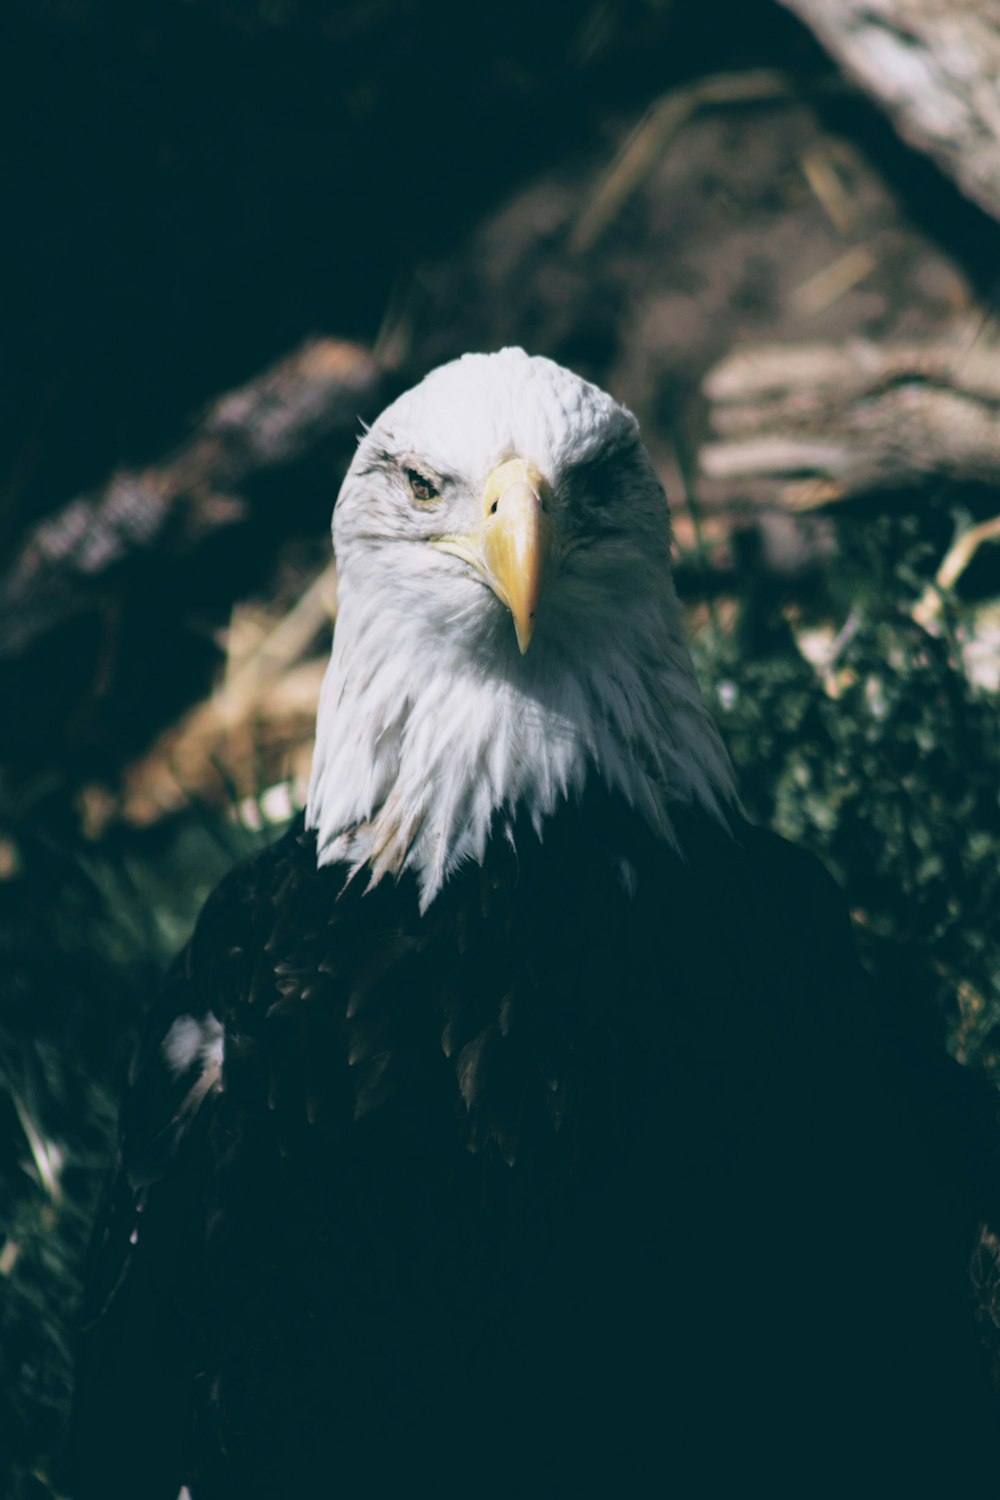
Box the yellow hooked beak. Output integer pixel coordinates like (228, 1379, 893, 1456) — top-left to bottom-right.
(480, 459, 552, 653)
(434, 458, 553, 654)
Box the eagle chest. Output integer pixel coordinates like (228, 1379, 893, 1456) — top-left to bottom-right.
(213, 821, 707, 1196)
(192, 826, 751, 1476)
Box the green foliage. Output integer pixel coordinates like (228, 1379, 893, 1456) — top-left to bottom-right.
(694, 511, 1000, 1073)
(0, 803, 275, 1499)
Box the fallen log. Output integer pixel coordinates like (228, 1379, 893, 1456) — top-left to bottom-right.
(0, 340, 383, 659)
(700, 331, 1000, 508)
(779, 0, 1000, 226)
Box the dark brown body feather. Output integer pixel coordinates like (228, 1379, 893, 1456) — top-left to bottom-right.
(72, 797, 999, 1496)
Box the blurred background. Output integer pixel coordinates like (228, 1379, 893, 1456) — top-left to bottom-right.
(3, 1, 1000, 1492)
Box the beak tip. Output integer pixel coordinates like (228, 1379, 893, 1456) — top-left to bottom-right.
(514, 615, 535, 655)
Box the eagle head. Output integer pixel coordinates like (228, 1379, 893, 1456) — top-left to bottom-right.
(307, 348, 736, 906)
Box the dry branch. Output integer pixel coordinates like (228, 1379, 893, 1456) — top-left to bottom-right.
(570, 69, 799, 254)
(700, 332, 1000, 508)
(914, 515, 1000, 627)
(779, 0, 1000, 225)
(0, 340, 383, 659)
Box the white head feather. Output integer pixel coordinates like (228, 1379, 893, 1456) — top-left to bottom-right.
(307, 348, 737, 909)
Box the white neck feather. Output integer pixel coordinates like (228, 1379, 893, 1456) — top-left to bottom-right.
(306, 563, 737, 912)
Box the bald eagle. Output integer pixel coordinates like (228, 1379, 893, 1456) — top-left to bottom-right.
(72, 351, 998, 1497)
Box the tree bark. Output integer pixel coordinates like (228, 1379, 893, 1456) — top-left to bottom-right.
(700, 333, 1000, 508)
(779, 0, 1000, 225)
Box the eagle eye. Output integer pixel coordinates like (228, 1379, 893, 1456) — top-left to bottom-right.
(405, 467, 439, 505)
